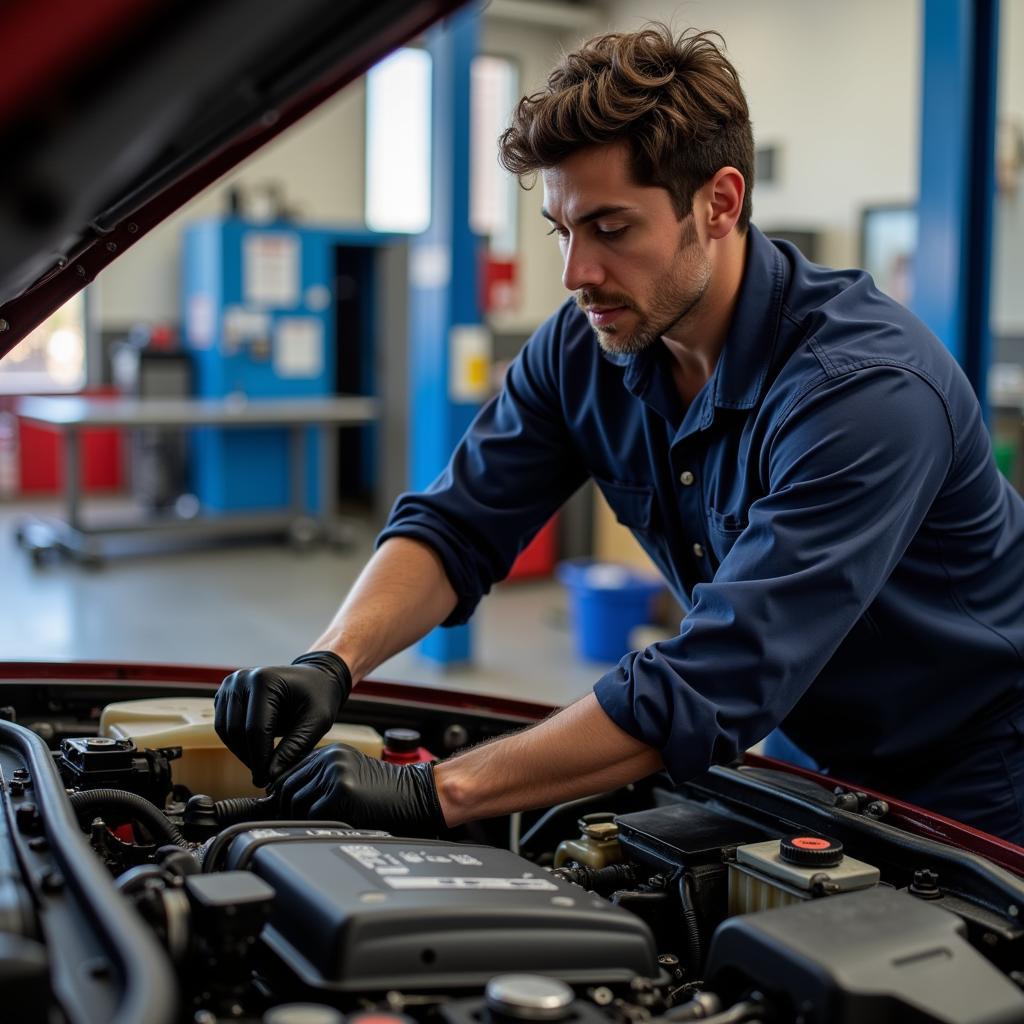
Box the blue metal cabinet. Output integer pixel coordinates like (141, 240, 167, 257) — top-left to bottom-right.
(182, 219, 383, 511)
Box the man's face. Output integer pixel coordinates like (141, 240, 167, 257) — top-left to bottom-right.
(542, 143, 711, 354)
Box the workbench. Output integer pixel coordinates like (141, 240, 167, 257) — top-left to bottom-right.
(14, 394, 377, 565)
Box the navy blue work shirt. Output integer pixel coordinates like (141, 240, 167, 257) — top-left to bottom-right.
(380, 225, 1024, 787)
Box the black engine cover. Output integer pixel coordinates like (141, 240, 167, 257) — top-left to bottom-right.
(706, 887, 1024, 1024)
(240, 832, 658, 991)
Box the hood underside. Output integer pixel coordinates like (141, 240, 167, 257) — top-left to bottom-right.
(0, 0, 465, 357)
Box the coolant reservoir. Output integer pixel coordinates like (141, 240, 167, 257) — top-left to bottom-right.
(100, 697, 384, 800)
(727, 835, 879, 915)
(553, 813, 624, 869)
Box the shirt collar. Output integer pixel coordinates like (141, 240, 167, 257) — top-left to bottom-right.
(711, 223, 788, 411)
(601, 224, 788, 414)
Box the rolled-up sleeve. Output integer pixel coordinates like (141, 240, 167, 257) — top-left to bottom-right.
(594, 366, 955, 782)
(378, 307, 588, 626)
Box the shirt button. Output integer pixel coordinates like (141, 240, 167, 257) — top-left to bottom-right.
(692, 542, 705, 558)
(679, 470, 695, 486)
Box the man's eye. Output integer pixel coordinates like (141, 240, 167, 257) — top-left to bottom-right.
(597, 226, 627, 239)
(546, 226, 568, 239)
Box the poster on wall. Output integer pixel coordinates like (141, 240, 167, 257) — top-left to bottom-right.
(243, 232, 300, 308)
(274, 317, 323, 379)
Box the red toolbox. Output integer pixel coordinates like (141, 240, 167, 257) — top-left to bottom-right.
(17, 388, 123, 494)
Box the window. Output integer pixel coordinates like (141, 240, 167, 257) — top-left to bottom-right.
(365, 48, 432, 234)
(470, 55, 519, 255)
(0, 293, 86, 394)
(860, 205, 917, 307)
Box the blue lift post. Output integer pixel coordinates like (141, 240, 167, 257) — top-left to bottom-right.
(409, 7, 486, 667)
(912, 0, 1000, 417)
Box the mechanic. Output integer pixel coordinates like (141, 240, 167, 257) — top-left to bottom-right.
(215, 25, 1024, 843)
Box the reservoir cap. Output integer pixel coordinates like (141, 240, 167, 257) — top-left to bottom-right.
(383, 728, 421, 754)
(779, 834, 844, 868)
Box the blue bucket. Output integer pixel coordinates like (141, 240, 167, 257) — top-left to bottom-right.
(556, 560, 664, 663)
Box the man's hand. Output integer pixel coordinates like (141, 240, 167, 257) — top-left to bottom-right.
(275, 744, 446, 837)
(214, 651, 352, 787)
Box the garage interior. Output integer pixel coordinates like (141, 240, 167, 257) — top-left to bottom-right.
(0, 0, 1022, 708)
(2, 3, 1024, 1022)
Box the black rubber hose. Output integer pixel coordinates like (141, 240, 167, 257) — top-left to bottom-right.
(68, 789, 189, 849)
(677, 872, 703, 978)
(212, 795, 277, 825)
(553, 861, 637, 895)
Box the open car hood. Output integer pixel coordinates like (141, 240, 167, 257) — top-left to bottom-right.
(0, 0, 465, 356)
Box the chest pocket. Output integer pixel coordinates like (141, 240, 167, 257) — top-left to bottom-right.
(706, 506, 747, 563)
(596, 478, 654, 534)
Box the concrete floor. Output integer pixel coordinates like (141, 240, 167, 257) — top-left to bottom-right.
(0, 500, 607, 706)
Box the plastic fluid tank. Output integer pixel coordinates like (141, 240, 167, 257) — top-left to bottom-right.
(554, 815, 624, 869)
(100, 697, 383, 800)
(556, 560, 663, 662)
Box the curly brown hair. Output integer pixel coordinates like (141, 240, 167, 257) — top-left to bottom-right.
(498, 24, 754, 231)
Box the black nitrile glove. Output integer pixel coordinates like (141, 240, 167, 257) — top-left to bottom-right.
(274, 744, 446, 837)
(214, 651, 352, 787)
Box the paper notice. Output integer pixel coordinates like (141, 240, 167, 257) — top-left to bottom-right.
(274, 317, 323, 379)
(243, 232, 300, 307)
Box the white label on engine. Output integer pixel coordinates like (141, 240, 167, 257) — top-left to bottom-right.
(382, 876, 559, 891)
(338, 844, 487, 876)
(339, 845, 410, 875)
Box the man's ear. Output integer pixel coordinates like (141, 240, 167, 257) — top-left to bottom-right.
(705, 166, 745, 239)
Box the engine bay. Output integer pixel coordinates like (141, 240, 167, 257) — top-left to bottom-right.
(1, 677, 1023, 1024)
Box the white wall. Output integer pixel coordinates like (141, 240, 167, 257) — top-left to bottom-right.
(602, 0, 921, 268)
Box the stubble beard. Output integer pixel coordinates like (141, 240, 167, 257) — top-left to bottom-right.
(578, 216, 712, 356)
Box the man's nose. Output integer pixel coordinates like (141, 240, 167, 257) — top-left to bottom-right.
(561, 237, 605, 292)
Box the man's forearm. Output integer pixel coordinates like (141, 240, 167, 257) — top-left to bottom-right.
(310, 537, 458, 683)
(433, 692, 664, 826)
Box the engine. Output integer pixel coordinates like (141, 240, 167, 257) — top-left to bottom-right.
(4, 692, 1024, 1024)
